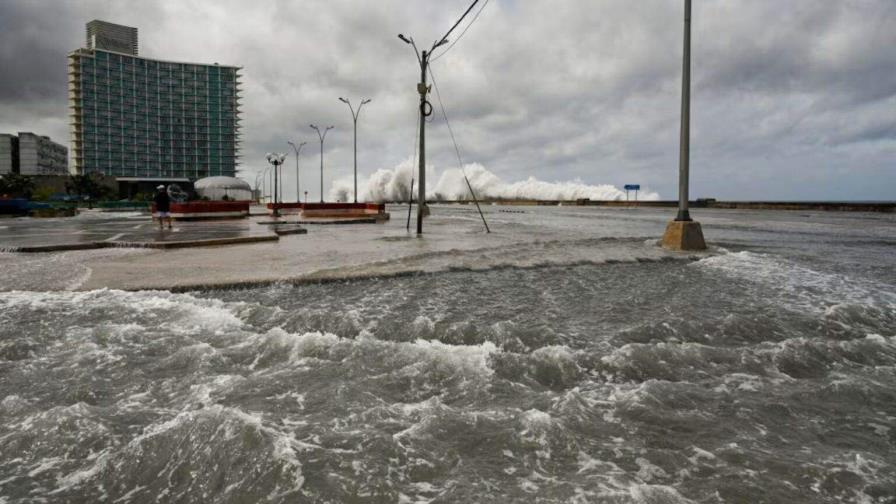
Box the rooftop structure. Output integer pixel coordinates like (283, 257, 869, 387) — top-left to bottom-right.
(86, 20, 138, 55)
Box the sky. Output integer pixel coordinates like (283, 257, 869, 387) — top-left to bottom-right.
(0, 0, 894, 201)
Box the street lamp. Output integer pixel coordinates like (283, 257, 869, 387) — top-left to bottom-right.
(398, 34, 448, 234)
(338, 97, 371, 203)
(661, 0, 706, 250)
(265, 152, 287, 217)
(287, 141, 307, 204)
(309, 124, 334, 203)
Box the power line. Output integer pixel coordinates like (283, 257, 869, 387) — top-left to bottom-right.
(427, 65, 490, 233)
(431, 0, 490, 63)
(436, 0, 481, 49)
(411, 106, 420, 200)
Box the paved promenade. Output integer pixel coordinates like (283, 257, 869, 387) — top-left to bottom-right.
(0, 210, 301, 252)
(0, 205, 718, 292)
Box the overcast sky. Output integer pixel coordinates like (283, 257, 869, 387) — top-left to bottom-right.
(1, 0, 894, 201)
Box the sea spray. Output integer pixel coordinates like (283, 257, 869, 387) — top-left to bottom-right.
(328, 158, 660, 202)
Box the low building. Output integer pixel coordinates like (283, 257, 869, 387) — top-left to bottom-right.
(0, 133, 68, 176)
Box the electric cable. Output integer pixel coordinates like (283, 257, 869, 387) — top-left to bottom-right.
(408, 109, 420, 230)
(435, 0, 481, 49)
(431, 0, 490, 63)
(427, 66, 490, 233)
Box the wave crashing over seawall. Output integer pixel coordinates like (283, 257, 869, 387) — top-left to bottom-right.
(329, 159, 661, 202)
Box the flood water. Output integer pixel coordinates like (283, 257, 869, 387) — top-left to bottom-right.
(1, 206, 895, 503)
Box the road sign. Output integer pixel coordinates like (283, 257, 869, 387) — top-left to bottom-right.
(624, 184, 640, 191)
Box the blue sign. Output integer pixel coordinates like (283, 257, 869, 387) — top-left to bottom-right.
(624, 184, 640, 191)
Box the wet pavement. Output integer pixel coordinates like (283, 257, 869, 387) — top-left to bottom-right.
(0, 204, 718, 292)
(0, 210, 279, 252)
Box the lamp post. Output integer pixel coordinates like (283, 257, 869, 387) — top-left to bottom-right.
(398, 1, 480, 234)
(309, 124, 334, 203)
(398, 34, 440, 234)
(661, 0, 706, 250)
(287, 141, 307, 204)
(338, 97, 371, 203)
(265, 152, 287, 217)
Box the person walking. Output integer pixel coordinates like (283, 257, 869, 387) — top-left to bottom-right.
(153, 185, 172, 230)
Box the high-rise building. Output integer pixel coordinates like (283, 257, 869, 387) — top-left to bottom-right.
(0, 133, 67, 176)
(68, 21, 241, 186)
(86, 20, 138, 56)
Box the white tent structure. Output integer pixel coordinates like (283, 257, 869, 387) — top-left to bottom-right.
(194, 176, 253, 201)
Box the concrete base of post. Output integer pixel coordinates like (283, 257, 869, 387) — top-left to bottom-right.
(661, 220, 707, 251)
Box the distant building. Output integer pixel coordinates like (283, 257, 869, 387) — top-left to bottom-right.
(68, 21, 242, 193)
(0, 133, 67, 176)
(0, 134, 18, 175)
(86, 20, 138, 56)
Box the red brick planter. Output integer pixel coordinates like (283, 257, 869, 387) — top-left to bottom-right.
(151, 200, 250, 219)
(266, 202, 388, 219)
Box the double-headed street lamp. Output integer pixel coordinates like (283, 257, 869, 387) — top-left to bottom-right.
(287, 141, 307, 204)
(265, 152, 287, 217)
(309, 124, 333, 203)
(338, 97, 371, 203)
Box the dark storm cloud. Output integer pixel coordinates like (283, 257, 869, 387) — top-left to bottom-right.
(1, 0, 894, 200)
(0, 2, 81, 102)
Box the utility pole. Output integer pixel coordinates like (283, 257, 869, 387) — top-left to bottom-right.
(339, 97, 371, 203)
(416, 48, 430, 235)
(398, 0, 479, 234)
(287, 141, 306, 203)
(310, 124, 333, 203)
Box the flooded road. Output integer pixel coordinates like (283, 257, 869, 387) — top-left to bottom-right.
(1, 206, 894, 502)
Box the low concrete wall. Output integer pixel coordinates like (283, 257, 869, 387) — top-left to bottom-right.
(442, 199, 895, 212)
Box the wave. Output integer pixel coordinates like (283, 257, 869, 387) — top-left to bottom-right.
(693, 251, 896, 313)
(328, 158, 660, 202)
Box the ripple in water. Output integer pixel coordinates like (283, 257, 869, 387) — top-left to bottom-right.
(1, 252, 895, 502)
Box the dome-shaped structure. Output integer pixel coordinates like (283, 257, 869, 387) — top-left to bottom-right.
(194, 176, 253, 201)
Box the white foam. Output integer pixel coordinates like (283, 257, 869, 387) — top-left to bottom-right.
(695, 251, 896, 312)
(629, 485, 695, 503)
(329, 157, 660, 202)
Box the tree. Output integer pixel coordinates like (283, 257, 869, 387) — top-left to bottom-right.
(65, 174, 114, 201)
(0, 174, 36, 198)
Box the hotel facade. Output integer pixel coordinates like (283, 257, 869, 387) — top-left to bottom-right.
(68, 21, 241, 185)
